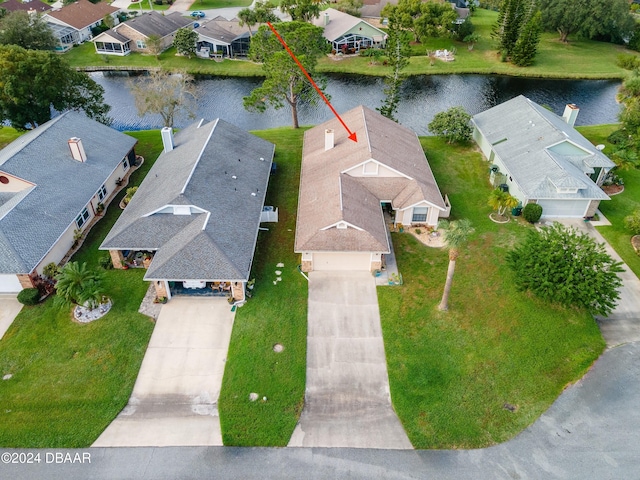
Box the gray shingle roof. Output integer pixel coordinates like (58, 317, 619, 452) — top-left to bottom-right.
(472, 95, 614, 201)
(100, 119, 275, 282)
(195, 17, 251, 45)
(0, 111, 137, 274)
(115, 11, 193, 38)
(312, 8, 385, 42)
(295, 105, 446, 253)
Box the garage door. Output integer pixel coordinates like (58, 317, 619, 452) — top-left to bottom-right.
(313, 253, 371, 271)
(536, 200, 589, 218)
(0, 274, 22, 293)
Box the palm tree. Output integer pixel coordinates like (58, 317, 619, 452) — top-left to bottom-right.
(437, 219, 475, 311)
(55, 262, 106, 310)
(488, 188, 519, 217)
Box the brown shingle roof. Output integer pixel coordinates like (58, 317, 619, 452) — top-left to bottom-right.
(295, 105, 446, 253)
(46, 0, 118, 30)
(1, 0, 50, 13)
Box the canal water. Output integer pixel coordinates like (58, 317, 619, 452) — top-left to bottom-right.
(91, 72, 622, 133)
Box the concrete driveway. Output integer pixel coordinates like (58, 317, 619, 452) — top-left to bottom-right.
(558, 218, 640, 347)
(0, 295, 22, 340)
(288, 271, 412, 449)
(93, 297, 235, 447)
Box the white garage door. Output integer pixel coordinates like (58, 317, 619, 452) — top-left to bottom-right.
(0, 274, 22, 293)
(537, 200, 589, 218)
(313, 253, 371, 271)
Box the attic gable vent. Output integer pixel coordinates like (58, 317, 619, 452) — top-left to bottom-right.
(337, 221, 347, 229)
(173, 205, 191, 215)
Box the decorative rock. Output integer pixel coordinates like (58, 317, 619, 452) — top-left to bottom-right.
(249, 392, 259, 402)
(262, 396, 267, 402)
(3, 374, 12, 380)
(276, 263, 284, 267)
(74, 299, 112, 323)
(275, 270, 282, 275)
(273, 343, 284, 353)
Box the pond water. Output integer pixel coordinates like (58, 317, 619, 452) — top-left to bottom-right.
(91, 72, 622, 133)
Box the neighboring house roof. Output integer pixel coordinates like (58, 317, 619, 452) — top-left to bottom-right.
(195, 17, 250, 45)
(472, 95, 615, 201)
(295, 105, 446, 254)
(312, 8, 385, 42)
(0, 112, 137, 274)
(100, 119, 275, 282)
(45, 0, 118, 30)
(114, 11, 193, 39)
(0, 0, 50, 13)
(92, 29, 130, 44)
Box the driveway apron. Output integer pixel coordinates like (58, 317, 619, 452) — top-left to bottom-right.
(288, 271, 412, 449)
(0, 295, 22, 340)
(556, 218, 640, 347)
(92, 297, 234, 447)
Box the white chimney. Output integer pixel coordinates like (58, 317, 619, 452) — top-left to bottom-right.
(562, 104, 579, 127)
(68, 137, 87, 162)
(324, 12, 330, 26)
(324, 129, 335, 151)
(161, 126, 174, 153)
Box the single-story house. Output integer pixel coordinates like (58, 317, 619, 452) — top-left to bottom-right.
(0, 111, 137, 294)
(100, 119, 275, 303)
(44, 0, 120, 51)
(0, 0, 50, 14)
(93, 11, 194, 56)
(472, 95, 616, 218)
(312, 8, 386, 53)
(295, 105, 450, 273)
(195, 16, 252, 58)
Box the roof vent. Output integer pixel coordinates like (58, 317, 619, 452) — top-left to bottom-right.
(68, 137, 86, 162)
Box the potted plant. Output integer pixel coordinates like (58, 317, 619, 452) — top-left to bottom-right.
(96, 202, 105, 214)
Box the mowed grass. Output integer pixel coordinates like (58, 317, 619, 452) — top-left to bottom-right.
(189, 0, 252, 10)
(65, 8, 634, 79)
(0, 131, 163, 447)
(0, 126, 22, 148)
(378, 137, 605, 449)
(218, 127, 308, 446)
(577, 124, 640, 279)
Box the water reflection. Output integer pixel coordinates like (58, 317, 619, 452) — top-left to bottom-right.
(92, 72, 622, 133)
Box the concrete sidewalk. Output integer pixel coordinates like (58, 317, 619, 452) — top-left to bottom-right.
(93, 297, 234, 447)
(0, 295, 22, 341)
(288, 271, 412, 449)
(557, 217, 640, 347)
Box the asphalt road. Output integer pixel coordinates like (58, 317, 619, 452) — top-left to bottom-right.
(2, 341, 639, 479)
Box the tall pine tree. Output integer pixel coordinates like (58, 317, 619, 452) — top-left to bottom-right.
(493, 0, 541, 66)
(511, 9, 542, 66)
(378, 23, 409, 122)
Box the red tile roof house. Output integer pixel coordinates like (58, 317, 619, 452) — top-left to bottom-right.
(295, 105, 451, 273)
(0, 111, 137, 294)
(43, 0, 120, 51)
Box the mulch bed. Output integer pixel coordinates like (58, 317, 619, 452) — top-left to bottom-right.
(601, 184, 624, 195)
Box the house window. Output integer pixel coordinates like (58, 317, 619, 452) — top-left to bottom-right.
(98, 184, 107, 201)
(136, 40, 146, 49)
(122, 156, 129, 171)
(412, 207, 428, 222)
(75, 208, 90, 229)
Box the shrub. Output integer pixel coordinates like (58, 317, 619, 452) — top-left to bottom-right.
(17, 288, 41, 306)
(43, 262, 59, 279)
(624, 210, 640, 235)
(608, 129, 631, 146)
(99, 254, 114, 270)
(522, 203, 543, 223)
(616, 53, 640, 70)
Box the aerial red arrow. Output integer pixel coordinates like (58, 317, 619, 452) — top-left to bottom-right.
(267, 22, 357, 143)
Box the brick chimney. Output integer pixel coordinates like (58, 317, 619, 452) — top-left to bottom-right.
(68, 137, 87, 162)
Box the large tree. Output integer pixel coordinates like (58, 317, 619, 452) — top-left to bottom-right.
(0, 11, 56, 50)
(539, 0, 634, 43)
(428, 106, 472, 144)
(173, 27, 197, 58)
(377, 23, 409, 122)
(382, 0, 456, 43)
(437, 219, 475, 311)
(507, 222, 623, 316)
(238, 0, 280, 38)
(510, 9, 541, 67)
(279, 0, 321, 22)
(129, 70, 199, 127)
(243, 21, 328, 129)
(0, 45, 110, 129)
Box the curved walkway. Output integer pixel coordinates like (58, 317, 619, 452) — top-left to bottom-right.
(288, 271, 412, 449)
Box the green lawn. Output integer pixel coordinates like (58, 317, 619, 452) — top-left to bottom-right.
(0, 131, 163, 448)
(378, 137, 605, 448)
(0, 126, 22, 148)
(218, 128, 308, 446)
(64, 8, 635, 79)
(128, 1, 172, 11)
(576, 124, 640, 280)
(189, 0, 252, 10)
